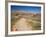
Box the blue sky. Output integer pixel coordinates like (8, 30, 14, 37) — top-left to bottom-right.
(11, 5, 41, 13)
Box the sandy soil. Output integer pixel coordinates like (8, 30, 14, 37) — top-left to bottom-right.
(15, 18, 32, 31)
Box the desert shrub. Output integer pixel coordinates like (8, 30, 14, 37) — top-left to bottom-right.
(31, 22, 41, 30)
(26, 18, 41, 30)
(11, 16, 21, 29)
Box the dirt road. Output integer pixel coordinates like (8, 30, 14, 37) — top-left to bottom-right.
(15, 18, 32, 31)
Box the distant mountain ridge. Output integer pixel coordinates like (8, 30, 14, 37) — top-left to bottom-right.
(11, 10, 41, 16)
